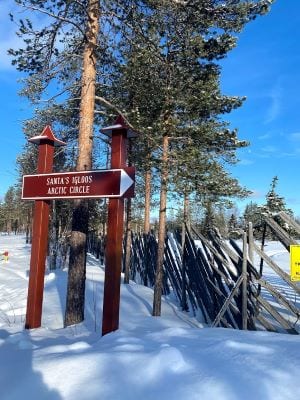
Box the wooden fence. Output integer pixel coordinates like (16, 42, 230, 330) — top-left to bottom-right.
(87, 211, 300, 335)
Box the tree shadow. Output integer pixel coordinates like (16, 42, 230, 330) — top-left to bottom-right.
(0, 328, 62, 399)
(123, 283, 153, 315)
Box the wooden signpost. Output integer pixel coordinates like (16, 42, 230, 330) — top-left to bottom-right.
(23, 117, 136, 334)
(100, 116, 136, 335)
(24, 126, 66, 329)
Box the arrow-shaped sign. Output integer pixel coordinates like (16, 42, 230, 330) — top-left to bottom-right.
(22, 167, 135, 200)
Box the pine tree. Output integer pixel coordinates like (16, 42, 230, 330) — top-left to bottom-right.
(10, 0, 112, 325)
(228, 212, 240, 238)
(261, 176, 294, 237)
(2, 187, 16, 234)
(64, 0, 101, 326)
(244, 201, 263, 225)
(264, 176, 292, 215)
(201, 200, 216, 237)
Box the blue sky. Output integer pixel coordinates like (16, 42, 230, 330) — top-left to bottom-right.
(221, 1, 300, 215)
(0, 1, 300, 216)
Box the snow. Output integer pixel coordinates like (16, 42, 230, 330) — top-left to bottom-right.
(1, 235, 300, 400)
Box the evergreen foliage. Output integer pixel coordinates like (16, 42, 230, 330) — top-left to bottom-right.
(228, 212, 240, 238)
(243, 177, 294, 239)
(0, 186, 29, 235)
(262, 176, 294, 237)
(263, 176, 292, 216)
(243, 201, 263, 228)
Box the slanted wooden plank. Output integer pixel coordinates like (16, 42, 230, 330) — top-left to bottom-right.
(229, 239, 260, 280)
(207, 232, 239, 281)
(195, 242, 241, 328)
(228, 240, 261, 327)
(184, 232, 214, 323)
(253, 242, 300, 296)
(164, 245, 182, 301)
(191, 227, 251, 329)
(257, 222, 267, 297)
(207, 237, 238, 283)
(277, 211, 300, 236)
(191, 226, 236, 275)
(220, 317, 232, 329)
(256, 278, 300, 318)
(185, 228, 240, 326)
(256, 296, 299, 335)
(212, 275, 244, 327)
(265, 216, 298, 250)
(256, 314, 278, 333)
(248, 222, 254, 264)
(204, 252, 234, 287)
(218, 238, 240, 266)
(242, 233, 248, 330)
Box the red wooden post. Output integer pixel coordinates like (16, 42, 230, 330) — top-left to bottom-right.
(101, 116, 136, 335)
(25, 126, 66, 329)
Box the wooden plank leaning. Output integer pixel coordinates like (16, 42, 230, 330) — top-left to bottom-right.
(256, 296, 298, 335)
(256, 278, 300, 318)
(256, 314, 278, 333)
(264, 216, 298, 250)
(248, 222, 254, 264)
(212, 274, 244, 328)
(242, 232, 248, 330)
(252, 242, 300, 296)
(277, 211, 300, 236)
(191, 226, 236, 276)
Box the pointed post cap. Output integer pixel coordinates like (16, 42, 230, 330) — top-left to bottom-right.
(28, 126, 66, 147)
(101, 115, 138, 138)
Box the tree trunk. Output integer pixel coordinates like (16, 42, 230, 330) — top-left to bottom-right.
(152, 134, 169, 316)
(65, 0, 100, 326)
(144, 170, 151, 234)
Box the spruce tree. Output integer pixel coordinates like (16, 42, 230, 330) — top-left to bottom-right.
(264, 176, 292, 215)
(262, 176, 294, 237)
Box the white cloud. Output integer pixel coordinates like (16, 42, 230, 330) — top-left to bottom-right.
(239, 158, 254, 166)
(258, 133, 271, 140)
(261, 145, 277, 153)
(287, 197, 300, 205)
(249, 190, 264, 199)
(289, 132, 300, 141)
(264, 84, 281, 124)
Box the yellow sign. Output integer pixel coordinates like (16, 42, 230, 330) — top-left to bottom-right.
(290, 245, 300, 281)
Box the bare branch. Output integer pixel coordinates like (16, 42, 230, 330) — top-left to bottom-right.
(21, 4, 87, 39)
(95, 95, 135, 130)
(38, 85, 81, 103)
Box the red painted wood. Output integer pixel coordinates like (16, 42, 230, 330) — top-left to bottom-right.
(102, 129, 127, 336)
(25, 140, 55, 329)
(111, 131, 127, 167)
(22, 167, 135, 200)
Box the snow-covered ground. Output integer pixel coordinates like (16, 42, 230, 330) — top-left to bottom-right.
(1, 235, 300, 400)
